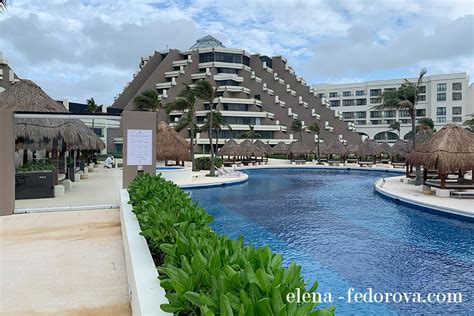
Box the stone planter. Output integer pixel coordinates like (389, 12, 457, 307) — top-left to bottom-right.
(15, 171, 54, 199)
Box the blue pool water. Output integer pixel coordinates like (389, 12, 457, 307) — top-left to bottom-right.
(187, 169, 473, 315)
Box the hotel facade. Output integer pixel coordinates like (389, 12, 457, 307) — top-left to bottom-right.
(313, 73, 474, 142)
(110, 36, 362, 152)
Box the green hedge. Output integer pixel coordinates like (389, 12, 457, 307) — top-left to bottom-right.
(128, 174, 335, 315)
(16, 159, 54, 172)
(195, 156, 223, 170)
(267, 153, 289, 160)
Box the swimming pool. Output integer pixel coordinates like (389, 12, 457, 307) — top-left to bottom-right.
(187, 168, 473, 315)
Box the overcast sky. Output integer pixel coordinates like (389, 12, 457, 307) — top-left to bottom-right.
(1, 0, 473, 105)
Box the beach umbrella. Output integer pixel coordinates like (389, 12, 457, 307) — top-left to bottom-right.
(156, 121, 190, 161)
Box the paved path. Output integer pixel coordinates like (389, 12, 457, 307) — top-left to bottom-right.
(0, 209, 131, 315)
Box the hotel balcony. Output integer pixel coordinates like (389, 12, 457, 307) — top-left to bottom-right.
(199, 61, 251, 72)
(172, 59, 192, 67)
(165, 70, 182, 78)
(193, 110, 271, 118)
(217, 86, 251, 94)
(191, 72, 208, 80)
(213, 74, 244, 82)
(156, 82, 173, 89)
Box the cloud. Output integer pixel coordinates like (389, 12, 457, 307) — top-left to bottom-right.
(0, 0, 473, 104)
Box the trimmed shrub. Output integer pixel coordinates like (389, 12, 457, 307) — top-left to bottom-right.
(16, 159, 54, 172)
(128, 174, 335, 315)
(195, 156, 223, 170)
(266, 153, 289, 160)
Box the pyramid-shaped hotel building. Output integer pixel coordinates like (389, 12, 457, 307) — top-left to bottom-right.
(110, 36, 362, 152)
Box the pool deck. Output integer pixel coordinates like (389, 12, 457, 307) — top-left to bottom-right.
(374, 176, 473, 219)
(0, 208, 131, 315)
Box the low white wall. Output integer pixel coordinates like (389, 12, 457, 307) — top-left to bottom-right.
(119, 189, 170, 315)
(157, 167, 192, 183)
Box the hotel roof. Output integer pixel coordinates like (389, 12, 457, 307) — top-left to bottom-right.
(189, 35, 225, 49)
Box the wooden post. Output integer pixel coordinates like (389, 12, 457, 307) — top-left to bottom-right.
(423, 168, 428, 184)
(440, 174, 446, 189)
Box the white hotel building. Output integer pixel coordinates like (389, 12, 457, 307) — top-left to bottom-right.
(313, 73, 474, 142)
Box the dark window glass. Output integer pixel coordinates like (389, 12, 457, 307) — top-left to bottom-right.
(452, 82, 462, 90)
(370, 89, 381, 96)
(452, 92, 462, 101)
(436, 107, 446, 116)
(384, 110, 396, 117)
(330, 100, 340, 107)
(215, 52, 242, 63)
(259, 56, 273, 68)
(329, 92, 338, 97)
(343, 112, 354, 119)
(416, 109, 426, 116)
(399, 110, 410, 117)
(356, 111, 366, 118)
(356, 90, 365, 96)
(356, 99, 367, 106)
(217, 68, 239, 74)
(221, 117, 257, 125)
(452, 107, 462, 115)
(370, 97, 381, 104)
(437, 93, 446, 101)
(418, 95, 426, 101)
(370, 111, 382, 118)
(254, 95, 261, 100)
(452, 116, 462, 122)
(342, 91, 351, 97)
(243, 55, 250, 66)
(216, 80, 240, 86)
(199, 52, 214, 63)
(437, 117, 446, 123)
(419, 86, 426, 93)
(437, 83, 446, 92)
(222, 103, 248, 111)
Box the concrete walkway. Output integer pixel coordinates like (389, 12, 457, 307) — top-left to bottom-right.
(375, 176, 473, 218)
(0, 209, 131, 315)
(15, 166, 122, 213)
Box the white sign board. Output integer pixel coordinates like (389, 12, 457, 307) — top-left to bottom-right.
(126, 129, 153, 166)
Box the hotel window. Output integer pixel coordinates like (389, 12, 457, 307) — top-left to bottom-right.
(401, 119, 412, 124)
(418, 95, 426, 101)
(221, 116, 257, 125)
(216, 80, 239, 86)
(216, 91, 224, 97)
(199, 52, 214, 63)
(356, 111, 367, 118)
(418, 86, 426, 93)
(254, 94, 261, 100)
(437, 93, 446, 101)
(399, 110, 410, 117)
(317, 93, 325, 99)
(355, 120, 367, 125)
(452, 82, 462, 90)
(452, 117, 462, 122)
(342, 99, 354, 106)
(385, 119, 396, 125)
(370, 89, 382, 96)
(370, 97, 381, 104)
(216, 52, 242, 63)
(329, 92, 338, 98)
(416, 109, 426, 116)
(384, 88, 396, 92)
(217, 68, 239, 74)
(452, 107, 462, 115)
(243, 55, 250, 66)
(370, 120, 382, 125)
(370, 111, 382, 118)
(342, 91, 352, 97)
(343, 112, 354, 119)
(452, 92, 462, 101)
(384, 110, 396, 118)
(223, 103, 248, 111)
(356, 90, 365, 96)
(436, 107, 446, 116)
(437, 117, 447, 123)
(259, 56, 273, 68)
(356, 98, 367, 106)
(437, 83, 446, 92)
(330, 100, 340, 107)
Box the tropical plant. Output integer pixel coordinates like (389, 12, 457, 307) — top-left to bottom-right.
(86, 97, 98, 130)
(166, 85, 198, 170)
(193, 80, 218, 176)
(417, 117, 434, 130)
(307, 122, 321, 161)
(463, 114, 474, 131)
(238, 124, 262, 141)
(133, 89, 161, 112)
(202, 111, 232, 150)
(375, 68, 427, 185)
(0, 0, 6, 12)
(16, 159, 54, 172)
(128, 174, 335, 316)
(388, 121, 401, 138)
(290, 119, 304, 141)
(195, 156, 223, 170)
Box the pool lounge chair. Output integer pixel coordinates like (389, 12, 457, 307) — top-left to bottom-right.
(450, 191, 474, 199)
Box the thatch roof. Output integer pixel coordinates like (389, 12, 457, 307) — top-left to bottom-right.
(319, 143, 331, 155)
(390, 140, 410, 158)
(218, 139, 240, 156)
(406, 124, 474, 174)
(380, 142, 392, 154)
(326, 141, 348, 155)
(271, 141, 290, 154)
(239, 139, 264, 156)
(254, 139, 272, 153)
(346, 144, 359, 155)
(156, 121, 190, 161)
(0, 79, 104, 150)
(406, 125, 434, 148)
(289, 141, 312, 154)
(358, 139, 382, 156)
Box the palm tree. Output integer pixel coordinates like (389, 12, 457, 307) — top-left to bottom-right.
(133, 89, 161, 112)
(0, 0, 7, 12)
(202, 111, 232, 152)
(388, 121, 401, 138)
(375, 68, 427, 185)
(166, 85, 198, 170)
(417, 117, 434, 130)
(463, 114, 474, 131)
(238, 125, 262, 141)
(193, 80, 217, 176)
(86, 97, 98, 131)
(307, 122, 321, 161)
(290, 118, 304, 141)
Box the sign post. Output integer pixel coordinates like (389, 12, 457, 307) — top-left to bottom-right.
(122, 111, 157, 188)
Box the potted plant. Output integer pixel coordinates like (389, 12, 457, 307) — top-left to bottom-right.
(15, 159, 55, 199)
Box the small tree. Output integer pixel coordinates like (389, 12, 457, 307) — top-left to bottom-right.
(417, 117, 434, 130)
(307, 122, 321, 162)
(86, 97, 98, 131)
(463, 114, 474, 131)
(290, 119, 304, 141)
(0, 0, 7, 12)
(388, 121, 401, 138)
(238, 125, 262, 141)
(193, 80, 217, 176)
(202, 111, 232, 152)
(134, 90, 161, 112)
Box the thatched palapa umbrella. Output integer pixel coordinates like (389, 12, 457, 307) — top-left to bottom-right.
(289, 141, 312, 154)
(358, 139, 382, 157)
(218, 139, 240, 156)
(254, 139, 272, 154)
(346, 144, 359, 155)
(271, 141, 290, 154)
(390, 140, 410, 160)
(156, 121, 190, 162)
(407, 124, 474, 188)
(327, 141, 348, 156)
(239, 139, 264, 157)
(380, 142, 392, 154)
